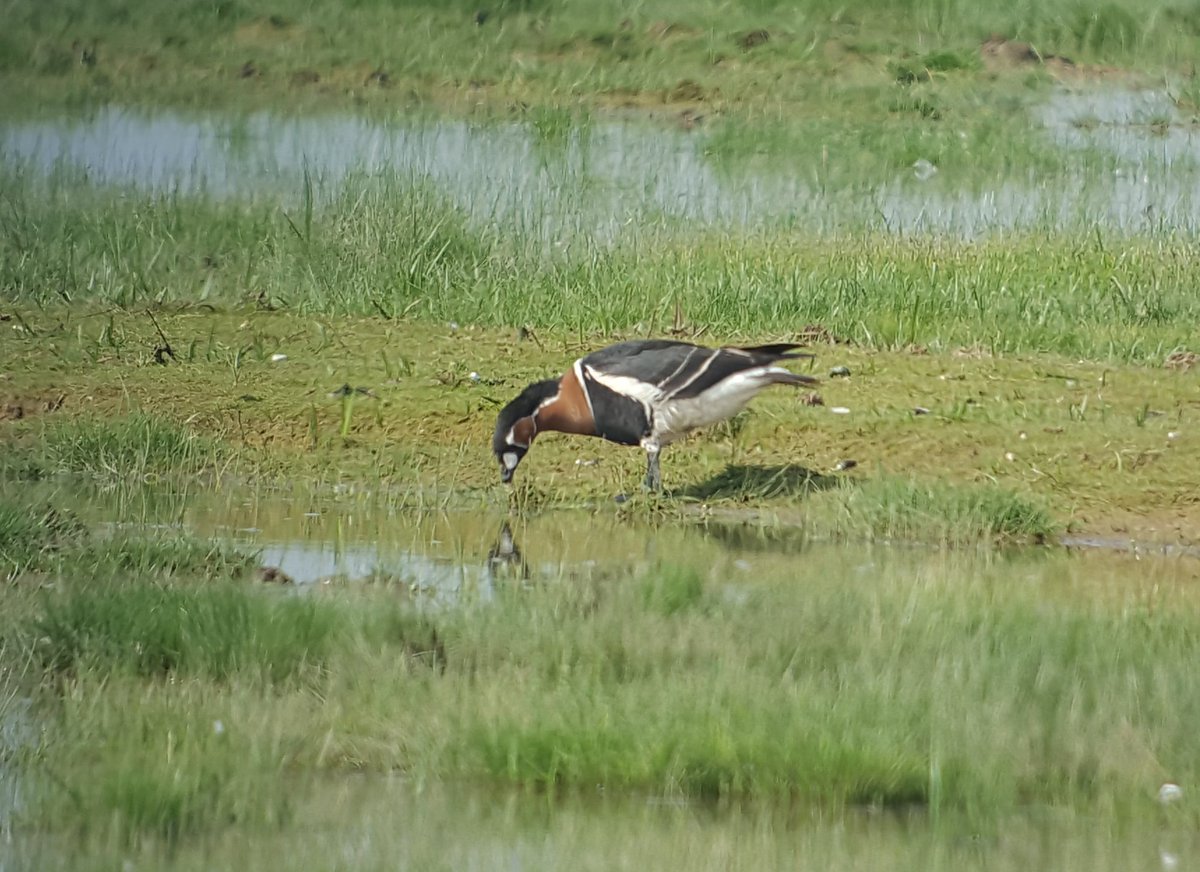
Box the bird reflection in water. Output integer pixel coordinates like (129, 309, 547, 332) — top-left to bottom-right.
(486, 520, 529, 581)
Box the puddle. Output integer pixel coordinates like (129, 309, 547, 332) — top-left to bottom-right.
(52, 481, 1200, 608)
(92, 483, 821, 599)
(1040, 89, 1200, 166)
(3, 92, 1200, 239)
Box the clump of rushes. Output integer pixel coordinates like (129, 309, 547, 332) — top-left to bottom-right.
(0, 497, 251, 580)
(66, 534, 256, 580)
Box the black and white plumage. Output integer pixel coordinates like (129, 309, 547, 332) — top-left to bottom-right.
(493, 339, 818, 490)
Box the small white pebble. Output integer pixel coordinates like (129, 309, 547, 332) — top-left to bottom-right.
(830, 406, 851, 415)
(468, 371, 481, 382)
(1167, 431, 1180, 441)
(1004, 451, 1016, 462)
(1065, 379, 1077, 388)
(1019, 431, 1027, 440)
(448, 322, 459, 331)
(912, 158, 938, 181)
(270, 353, 287, 363)
(213, 720, 225, 736)
(1159, 783, 1183, 804)
(1160, 850, 1180, 871)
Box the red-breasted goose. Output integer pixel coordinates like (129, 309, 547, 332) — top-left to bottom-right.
(493, 339, 818, 491)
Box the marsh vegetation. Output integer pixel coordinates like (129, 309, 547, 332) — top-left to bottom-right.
(3, 0, 1200, 865)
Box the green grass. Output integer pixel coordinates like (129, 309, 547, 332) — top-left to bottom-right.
(673, 470, 1054, 544)
(0, 497, 251, 579)
(3, 167, 1200, 364)
(16, 545, 1200, 842)
(0, 502, 87, 576)
(700, 86, 1075, 181)
(330, 553, 1200, 813)
(66, 534, 256, 579)
(36, 683, 302, 841)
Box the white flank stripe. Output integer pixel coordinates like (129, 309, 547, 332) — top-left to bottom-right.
(583, 367, 664, 406)
(573, 359, 596, 418)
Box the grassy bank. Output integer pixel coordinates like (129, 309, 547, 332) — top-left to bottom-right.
(2, 0, 1198, 120)
(4, 488, 1199, 846)
(2, 301, 1196, 540)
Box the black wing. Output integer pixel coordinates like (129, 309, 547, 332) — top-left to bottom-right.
(735, 343, 815, 360)
(583, 340, 812, 402)
(581, 340, 705, 387)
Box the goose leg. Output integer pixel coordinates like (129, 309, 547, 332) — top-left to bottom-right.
(642, 445, 662, 492)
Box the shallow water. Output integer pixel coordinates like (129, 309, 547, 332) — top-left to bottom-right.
(57, 478, 1200, 604)
(2, 90, 1199, 239)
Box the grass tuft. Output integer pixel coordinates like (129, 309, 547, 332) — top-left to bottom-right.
(33, 413, 219, 481)
(31, 582, 337, 682)
(68, 534, 256, 580)
(640, 563, 706, 615)
(0, 502, 87, 576)
(40, 685, 299, 843)
(832, 477, 1055, 544)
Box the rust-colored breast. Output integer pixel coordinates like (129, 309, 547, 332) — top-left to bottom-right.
(535, 367, 597, 436)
